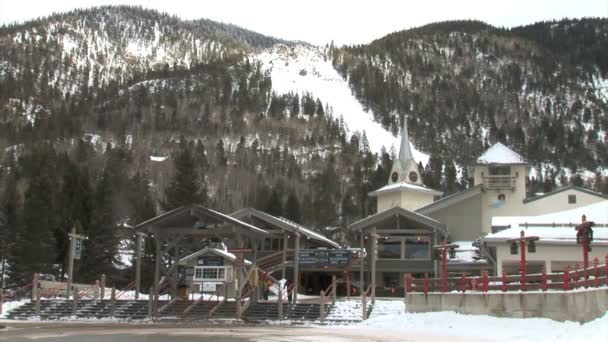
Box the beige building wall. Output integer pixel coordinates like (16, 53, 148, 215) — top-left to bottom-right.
(476, 165, 528, 234)
(427, 194, 483, 242)
(377, 191, 435, 213)
(521, 189, 606, 217)
(495, 243, 608, 275)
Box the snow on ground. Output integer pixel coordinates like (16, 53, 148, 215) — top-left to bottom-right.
(340, 311, 608, 342)
(1, 299, 28, 318)
(254, 44, 429, 165)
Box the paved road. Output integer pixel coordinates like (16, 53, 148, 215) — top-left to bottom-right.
(0, 321, 489, 342)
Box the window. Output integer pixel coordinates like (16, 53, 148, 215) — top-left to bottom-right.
(405, 237, 430, 259)
(497, 194, 506, 201)
(193, 266, 231, 281)
(568, 195, 576, 204)
(488, 166, 510, 176)
(378, 240, 401, 259)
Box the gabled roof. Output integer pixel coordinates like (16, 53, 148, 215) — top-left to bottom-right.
(134, 204, 269, 236)
(178, 247, 252, 265)
(523, 185, 608, 204)
(416, 185, 483, 215)
(476, 142, 526, 165)
(348, 206, 447, 236)
(369, 181, 442, 197)
(230, 208, 340, 248)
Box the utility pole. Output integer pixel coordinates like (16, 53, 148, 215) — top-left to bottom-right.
(135, 232, 146, 300)
(67, 226, 87, 298)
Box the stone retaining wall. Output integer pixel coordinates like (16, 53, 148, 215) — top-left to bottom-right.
(405, 287, 608, 322)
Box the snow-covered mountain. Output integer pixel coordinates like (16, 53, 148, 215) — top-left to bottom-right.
(254, 44, 429, 164)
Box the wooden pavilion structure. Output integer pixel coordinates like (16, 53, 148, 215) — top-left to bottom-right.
(348, 206, 448, 303)
(134, 204, 270, 313)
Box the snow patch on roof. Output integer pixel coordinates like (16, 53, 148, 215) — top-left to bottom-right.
(485, 226, 608, 242)
(371, 182, 442, 195)
(150, 156, 168, 162)
(493, 200, 608, 228)
(477, 142, 526, 164)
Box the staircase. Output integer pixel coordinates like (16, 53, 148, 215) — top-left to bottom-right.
(324, 299, 365, 323)
(242, 301, 331, 321)
(6, 300, 152, 320)
(367, 299, 404, 319)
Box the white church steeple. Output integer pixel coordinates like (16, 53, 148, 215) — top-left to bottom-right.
(388, 116, 422, 185)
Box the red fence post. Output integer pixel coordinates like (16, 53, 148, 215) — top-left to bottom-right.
(482, 271, 489, 293)
(460, 272, 467, 293)
(406, 273, 413, 294)
(423, 273, 429, 295)
(605, 255, 608, 287)
(593, 258, 599, 287)
(563, 265, 571, 290)
(573, 263, 580, 288)
(501, 272, 507, 292)
(541, 271, 547, 291)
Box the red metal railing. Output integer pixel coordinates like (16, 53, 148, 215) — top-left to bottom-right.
(404, 256, 608, 293)
(114, 280, 136, 300)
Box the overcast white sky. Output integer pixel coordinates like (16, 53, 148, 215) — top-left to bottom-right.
(0, 0, 606, 45)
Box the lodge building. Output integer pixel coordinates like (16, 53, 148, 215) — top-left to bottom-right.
(134, 117, 607, 304)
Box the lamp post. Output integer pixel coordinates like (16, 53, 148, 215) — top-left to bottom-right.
(575, 214, 594, 275)
(432, 241, 459, 292)
(507, 230, 539, 291)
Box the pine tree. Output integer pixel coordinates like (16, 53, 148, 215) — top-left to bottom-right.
(164, 142, 206, 210)
(266, 190, 283, 217)
(284, 191, 301, 223)
(11, 173, 57, 283)
(79, 169, 119, 282)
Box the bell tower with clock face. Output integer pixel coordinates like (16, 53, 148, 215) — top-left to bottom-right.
(388, 116, 423, 186)
(370, 115, 442, 213)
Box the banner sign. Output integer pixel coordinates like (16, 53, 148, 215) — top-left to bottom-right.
(298, 249, 352, 267)
(197, 256, 224, 266)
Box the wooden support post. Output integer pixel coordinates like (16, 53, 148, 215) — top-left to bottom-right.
(293, 232, 300, 303)
(360, 231, 364, 293)
(277, 284, 283, 320)
(95, 280, 100, 299)
(100, 274, 106, 299)
(234, 267, 241, 318)
(72, 288, 78, 315)
(319, 290, 324, 321)
(282, 232, 288, 280)
(67, 227, 75, 299)
(370, 228, 377, 305)
(135, 232, 145, 300)
(110, 287, 116, 316)
(32, 273, 38, 301)
(35, 288, 41, 316)
(153, 235, 161, 315)
(331, 275, 337, 305)
(148, 287, 154, 319)
(361, 292, 367, 320)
